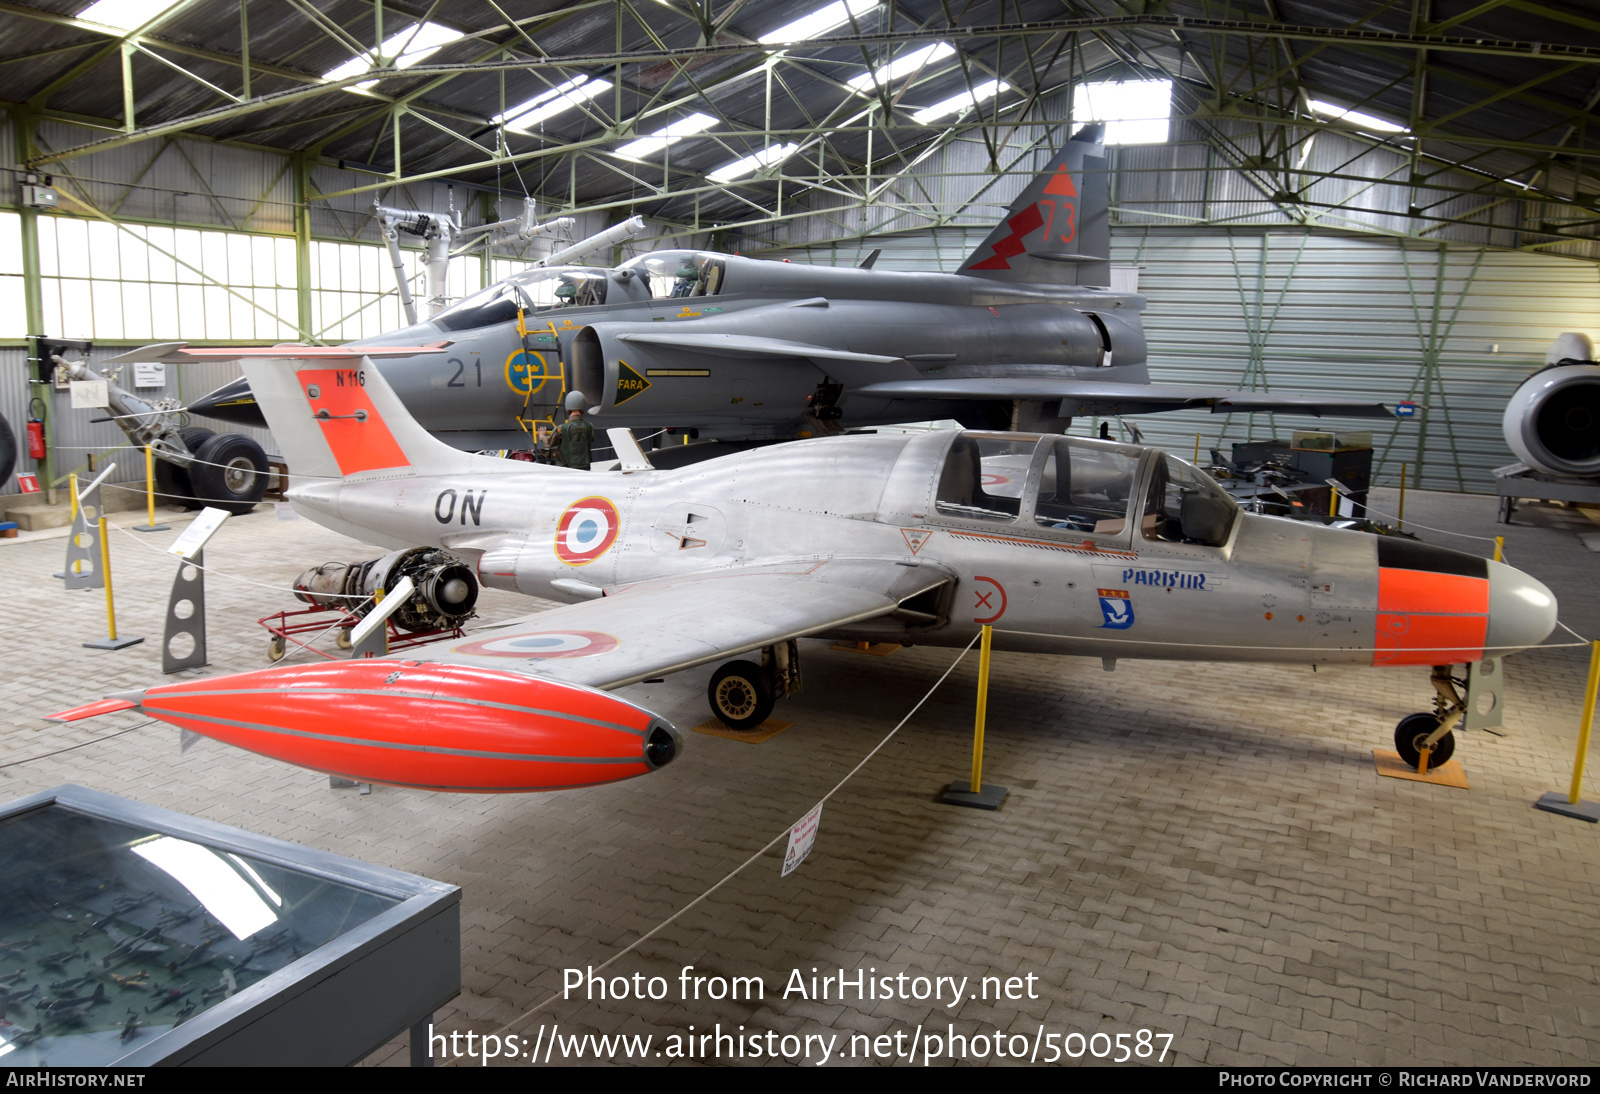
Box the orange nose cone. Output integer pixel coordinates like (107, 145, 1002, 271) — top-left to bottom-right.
(137, 660, 680, 792)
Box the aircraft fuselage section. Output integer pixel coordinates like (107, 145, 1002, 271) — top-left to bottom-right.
(286, 430, 1536, 670)
(345, 258, 1147, 444)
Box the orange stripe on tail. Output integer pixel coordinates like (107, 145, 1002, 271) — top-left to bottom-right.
(299, 368, 410, 476)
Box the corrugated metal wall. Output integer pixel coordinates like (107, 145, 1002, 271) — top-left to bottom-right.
(758, 224, 1600, 496)
(736, 105, 1598, 262)
(1, 345, 274, 501)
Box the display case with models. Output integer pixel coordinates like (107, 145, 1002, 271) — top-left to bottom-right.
(0, 785, 459, 1066)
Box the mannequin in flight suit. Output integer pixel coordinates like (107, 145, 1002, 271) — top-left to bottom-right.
(548, 390, 594, 470)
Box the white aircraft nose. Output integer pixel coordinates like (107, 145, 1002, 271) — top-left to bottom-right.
(1485, 559, 1559, 655)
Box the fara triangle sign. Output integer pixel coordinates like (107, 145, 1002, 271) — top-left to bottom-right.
(901, 529, 932, 554)
(614, 360, 651, 405)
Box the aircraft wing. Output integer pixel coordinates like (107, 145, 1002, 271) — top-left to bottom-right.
(615, 331, 902, 366)
(419, 557, 950, 690)
(854, 377, 1397, 418)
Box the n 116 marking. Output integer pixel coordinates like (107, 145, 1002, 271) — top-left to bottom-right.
(333, 369, 365, 386)
(435, 488, 486, 525)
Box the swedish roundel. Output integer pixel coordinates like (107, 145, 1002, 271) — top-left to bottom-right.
(555, 496, 621, 565)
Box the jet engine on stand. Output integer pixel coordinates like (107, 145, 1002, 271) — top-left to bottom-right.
(294, 547, 479, 633)
(1503, 332, 1600, 478)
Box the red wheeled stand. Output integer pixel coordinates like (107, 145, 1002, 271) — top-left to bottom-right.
(258, 604, 464, 662)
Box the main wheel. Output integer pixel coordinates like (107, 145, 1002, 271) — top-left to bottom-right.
(707, 660, 775, 731)
(1395, 712, 1456, 770)
(153, 457, 201, 509)
(180, 427, 215, 455)
(190, 433, 268, 515)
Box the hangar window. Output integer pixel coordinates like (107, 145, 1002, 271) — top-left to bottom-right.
(1032, 438, 1139, 535)
(935, 434, 1033, 522)
(1141, 455, 1238, 548)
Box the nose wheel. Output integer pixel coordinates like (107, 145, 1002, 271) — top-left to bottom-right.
(1393, 665, 1468, 772)
(1394, 712, 1456, 770)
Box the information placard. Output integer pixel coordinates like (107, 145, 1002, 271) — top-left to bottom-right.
(781, 803, 822, 877)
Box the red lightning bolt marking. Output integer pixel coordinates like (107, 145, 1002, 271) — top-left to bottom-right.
(967, 203, 1045, 271)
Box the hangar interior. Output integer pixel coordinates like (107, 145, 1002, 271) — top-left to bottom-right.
(1, 0, 1599, 1068)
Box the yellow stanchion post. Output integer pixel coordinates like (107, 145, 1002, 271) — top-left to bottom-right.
(972, 624, 991, 791)
(1194, 434, 1201, 464)
(83, 514, 143, 651)
(1569, 641, 1600, 805)
(1535, 641, 1600, 822)
(1493, 536, 1504, 562)
(940, 625, 1007, 810)
(133, 445, 170, 533)
(1398, 462, 1407, 531)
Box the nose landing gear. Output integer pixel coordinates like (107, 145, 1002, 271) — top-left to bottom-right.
(1393, 665, 1468, 771)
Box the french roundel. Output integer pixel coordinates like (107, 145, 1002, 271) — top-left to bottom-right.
(452, 630, 620, 659)
(555, 496, 620, 565)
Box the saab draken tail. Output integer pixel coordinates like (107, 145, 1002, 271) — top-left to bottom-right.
(958, 123, 1110, 288)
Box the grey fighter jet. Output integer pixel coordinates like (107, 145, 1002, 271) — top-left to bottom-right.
(85, 341, 1554, 779)
(189, 128, 1395, 452)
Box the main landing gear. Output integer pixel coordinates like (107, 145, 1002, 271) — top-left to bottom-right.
(707, 640, 801, 731)
(1393, 665, 1467, 772)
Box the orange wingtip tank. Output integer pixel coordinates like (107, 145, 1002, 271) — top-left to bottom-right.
(50, 661, 680, 793)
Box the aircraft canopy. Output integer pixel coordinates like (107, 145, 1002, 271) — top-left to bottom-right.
(619, 250, 728, 299)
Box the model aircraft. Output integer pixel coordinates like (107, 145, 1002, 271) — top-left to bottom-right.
(50, 341, 1555, 788)
(187, 126, 1397, 459)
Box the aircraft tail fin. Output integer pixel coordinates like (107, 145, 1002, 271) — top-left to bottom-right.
(958, 123, 1110, 287)
(110, 342, 481, 481)
(235, 349, 478, 480)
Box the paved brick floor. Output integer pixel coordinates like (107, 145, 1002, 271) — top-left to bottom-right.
(0, 488, 1595, 1067)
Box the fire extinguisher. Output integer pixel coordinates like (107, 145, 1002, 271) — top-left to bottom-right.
(26, 398, 45, 461)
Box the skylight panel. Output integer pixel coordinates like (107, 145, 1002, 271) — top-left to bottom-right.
(708, 143, 799, 183)
(846, 42, 955, 94)
(758, 0, 876, 45)
(912, 79, 1011, 125)
(1307, 99, 1409, 134)
(323, 21, 465, 90)
(615, 112, 717, 158)
(496, 76, 613, 132)
(1072, 79, 1172, 145)
(77, 0, 180, 32)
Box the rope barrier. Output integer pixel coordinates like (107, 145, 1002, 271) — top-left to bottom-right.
(455, 631, 984, 1061)
(105, 518, 371, 600)
(1353, 498, 1501, 544)
(1560, 620, 1594, 644)
(0, 721, 154, 771)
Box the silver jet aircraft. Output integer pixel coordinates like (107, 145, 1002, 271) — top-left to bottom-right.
(62, 341, 1557, 790)
(190, 127, 1394, 452)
